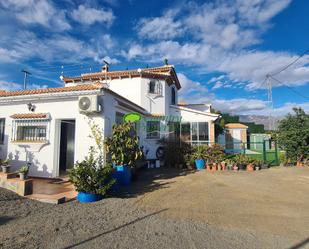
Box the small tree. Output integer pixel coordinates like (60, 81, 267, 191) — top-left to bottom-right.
(277, 107, 309, 163)
(105, 123, 143, 168)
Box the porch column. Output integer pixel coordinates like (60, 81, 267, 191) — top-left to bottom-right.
(209, 121, 215, 145)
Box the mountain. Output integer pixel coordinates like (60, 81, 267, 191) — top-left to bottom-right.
(239, 115, 283, 130)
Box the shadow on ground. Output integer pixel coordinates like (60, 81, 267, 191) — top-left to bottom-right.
(0, 216, 15, 226)
(288, 237, 309, 249)
(62, 208, 168, 249)
(109, 167, 196, 198)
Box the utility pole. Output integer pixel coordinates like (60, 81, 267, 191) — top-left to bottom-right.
(21, 69, 31, 90)
(266, 74, 274, 130)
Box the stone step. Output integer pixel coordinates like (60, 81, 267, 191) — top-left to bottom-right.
(27, 194, 66, 204)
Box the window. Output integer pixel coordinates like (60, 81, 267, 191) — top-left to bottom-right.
(115, 112, 124, 125)
(179, 122, 209, 145)
(148, 80, 162, 95)
(0, 118, 5, 144)
(146, 121, 160, 139)
(171, 87, 176, 105)
(12, 119, 49, 142)
(198, 122, 209, 141)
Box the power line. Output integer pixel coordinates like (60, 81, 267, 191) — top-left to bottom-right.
(270, 48, 309, 77)
(269, 75, 309, 101)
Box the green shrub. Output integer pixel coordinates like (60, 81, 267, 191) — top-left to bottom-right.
(18, 166, 29, 174)
(105, 123, 143, 168)
(158, 139, 194, 167)
(68, 148, 115, 195)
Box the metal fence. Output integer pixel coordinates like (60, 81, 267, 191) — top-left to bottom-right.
(186, 140, 281, 166)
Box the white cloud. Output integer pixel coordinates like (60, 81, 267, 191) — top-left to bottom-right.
(71, 5, 114, 26)
(178, 73, 208, 96)
(176, 73, 309, 116)
(0, 31, 119, 65)
(128, 0, 309, 92)
(0, 0, 71, 31)
(136, 11, 184, 40)
(0, 81, 21, 91)
(212, 81, 223, 90)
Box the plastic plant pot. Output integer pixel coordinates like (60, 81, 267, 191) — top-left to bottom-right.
(77, 192, 103, 203)
(113, 164, 132, 185)
(195, 159, 205, 170)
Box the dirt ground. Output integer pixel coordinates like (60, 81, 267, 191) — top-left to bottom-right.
(0, 166, 309, 249)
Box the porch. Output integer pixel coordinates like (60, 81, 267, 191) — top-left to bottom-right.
(0, 171, 76, 204)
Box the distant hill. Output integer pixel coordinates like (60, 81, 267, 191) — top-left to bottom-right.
(239, 115, 283, 131)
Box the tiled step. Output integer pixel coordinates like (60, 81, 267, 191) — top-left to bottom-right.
(27, 194, 66, 204)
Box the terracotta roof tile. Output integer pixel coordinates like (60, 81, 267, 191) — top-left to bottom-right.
(225, 123, 248, 129)
(62, 65, 181, 89)
(0, 83, 104, 98)
(10, 113, 50, 119)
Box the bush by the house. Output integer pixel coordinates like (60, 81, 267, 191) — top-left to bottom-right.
(158, 138, 194, 168)
(105, 123, 143, 168)
(68, 148, 115, 196)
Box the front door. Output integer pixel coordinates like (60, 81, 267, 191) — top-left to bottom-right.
(59, 120, 76, 175)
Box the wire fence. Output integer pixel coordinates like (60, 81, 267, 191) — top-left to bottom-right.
(187, 140, 281, 166)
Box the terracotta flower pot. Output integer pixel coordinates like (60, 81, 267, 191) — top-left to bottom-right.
(247, 164, 254, 171)
(296, 161, 303, 167)
(221, 162, 226, 171)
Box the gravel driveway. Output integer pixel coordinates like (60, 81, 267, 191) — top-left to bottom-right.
(0, 166, 308, 249)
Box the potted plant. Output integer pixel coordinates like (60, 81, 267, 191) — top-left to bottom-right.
(69, 148, 115, 203)
(192, 146, 206, 170)
(105, 123, 143, 185)
(1, 159, 11, 173)
(220, 161, 226, 171)
(254, 159, 262, 170)
(18, 166, 29, 180)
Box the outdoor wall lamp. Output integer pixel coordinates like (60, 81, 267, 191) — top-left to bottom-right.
(27, 102, 36, 112)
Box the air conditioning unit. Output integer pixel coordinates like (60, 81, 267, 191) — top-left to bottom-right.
(78, 95, 101, 113)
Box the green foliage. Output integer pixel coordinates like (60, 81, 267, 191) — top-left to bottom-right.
(191, 144, 225, 164)
(243, 122, 265, 133)
(1, 159, 9, 166)
(231, 154, 261, 166)
(68, 148, 115, 195)
(105, 122, 143, 168)
(18, 166, 29, 174)
(277, 108, 309, 162)
(158, 139, 194, 167)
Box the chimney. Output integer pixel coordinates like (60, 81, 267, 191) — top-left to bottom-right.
(101, 60, 110, 72)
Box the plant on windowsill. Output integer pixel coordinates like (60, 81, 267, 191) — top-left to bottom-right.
(68, 147, 115, 203)
(105, 122, 143, 185)
(18, 166, 29, 181)
(1, 159, 11, 173)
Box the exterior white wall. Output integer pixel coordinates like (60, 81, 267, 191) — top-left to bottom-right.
(0, 97, 105, 178)
(0, 90, 139, 178)
(108, 78, 142, 107)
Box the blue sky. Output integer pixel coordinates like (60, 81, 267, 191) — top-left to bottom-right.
(0, 0, 308, 115)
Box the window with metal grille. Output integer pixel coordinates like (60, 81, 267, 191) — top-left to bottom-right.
(148, 80, 162, 95)
(12, 119, 50, 142)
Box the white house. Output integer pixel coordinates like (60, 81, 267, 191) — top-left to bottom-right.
(0, 64, 219, 178)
